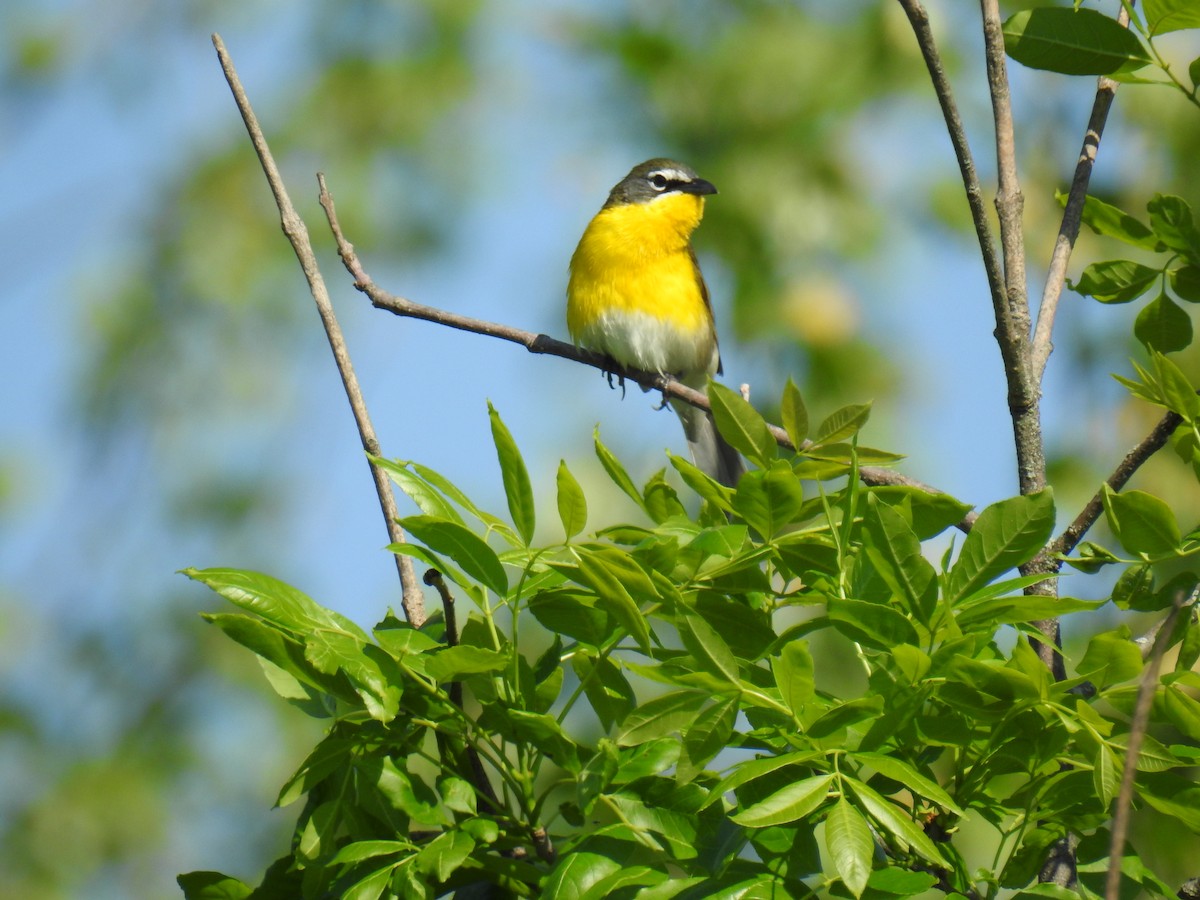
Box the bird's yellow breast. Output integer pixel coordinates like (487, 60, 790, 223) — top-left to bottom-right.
(567, 193, 716, 378)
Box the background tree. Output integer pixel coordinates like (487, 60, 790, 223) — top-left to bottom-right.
(2, 0, 1200, 897)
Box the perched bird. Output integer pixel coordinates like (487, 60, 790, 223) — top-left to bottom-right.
(566, 158, 744, 487)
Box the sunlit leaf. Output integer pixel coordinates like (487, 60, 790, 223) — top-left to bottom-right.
(1003, 7, 1151, 75)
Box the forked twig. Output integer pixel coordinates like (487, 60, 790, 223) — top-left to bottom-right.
(211, 33, 426, 626)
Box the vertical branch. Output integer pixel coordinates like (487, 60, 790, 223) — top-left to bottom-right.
(211, 33, 426, 626)
(980, 0, 1044, 497)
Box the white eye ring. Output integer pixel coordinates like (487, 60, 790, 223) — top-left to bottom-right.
(648, 173, 669, 191)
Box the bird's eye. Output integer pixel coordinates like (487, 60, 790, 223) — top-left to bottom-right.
(649, 173, 668, 191)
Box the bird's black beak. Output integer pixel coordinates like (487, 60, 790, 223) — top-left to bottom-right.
(680, 177, 717, 196)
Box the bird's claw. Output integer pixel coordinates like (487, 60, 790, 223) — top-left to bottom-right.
(603, 368, 627, 400)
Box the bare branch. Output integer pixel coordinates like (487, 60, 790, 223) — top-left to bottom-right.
(1047, 410, 1182, 560)
(1031, 73, 1122, 381)
(211, 34, 426, 626)
(1106, 589, 1190, 900)
(895, 0, 1008, 329)
(318, 174, 978, 533)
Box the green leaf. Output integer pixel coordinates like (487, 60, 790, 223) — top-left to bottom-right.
(1093, 744, 1120, 808)
(781, 377, 809, 448)
(808, 696, 885, 739)
(846, 777, 946, 866)
(642, 470, 687, 524)
(530, 588, 612, 647)
(574, 653, 636, 729)
(1154, 350, 1200, 419)
(732, 460, 805, 537)
(1110, 563, 1157, 611)
(814, 402, 872, 445)
(426, 645, 508, 681)
(1145, 0, 1200, 34)
(1162, 685, 1200, 741)
(669, 452, 734, 510)
(1191, 54, 1200, 91)
(1138, 773, 1200, 831)
(955, 594, 1104, 628)
(1171, 266, 1200, 303)
(1070, 260, 1159, 304)
(202, 613, 336, 699)
(852, 752, 965, 815)
(574, 546, 654, 654)
(400, 515, 508, 595)
(1135, 293, 1192, 353)
(825, 798, 874, 897)
(542, 849, 623, 899)
(871, 486, 973, 539)
(276, 734, 355, 807)
(1102, 485, 1182, 557)
(415, 830, 475, 882)
(184, 568, 356, 635)
(1002, 7, 1152, 75)
(342, 862, 395, 900)
(730, 774, 834, 827)
(556, 460, 588, 540)
(867, 869, 939, 895)
(1068, 192, 1161, 251)
(708, 380, 777, 467)
(409, 461, 510, 536)
(1077, 628, 1143, 688)
(506, 710, 582, 773)
(373, 457, 465, 525)
(329, 840, 411, 866)
(618, 691, 709, 745)
(177, 872, 253, 900)
(863, 494, 937, 625)
(488, 403, 535, 545)
(946, 489, 1055, 605)
(774, 640, 815, 716)
(828, 597, 920, 651)
(702, 751, 824, 808)
(1148, 194, 1200, 262)
(681, 695, 738, 775)
(677, 606, 740, 686)
(1178, 608, 1200, 673)
(594, 428, 646, 510)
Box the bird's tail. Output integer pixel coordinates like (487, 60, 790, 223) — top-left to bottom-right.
(675, 401, 745, 489)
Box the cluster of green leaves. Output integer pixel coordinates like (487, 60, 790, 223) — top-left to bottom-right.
(182, 386, 1200, 900)
(1066, 193, 1200, 352)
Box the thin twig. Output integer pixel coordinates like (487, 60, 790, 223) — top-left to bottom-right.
(1105, 590, 1190, 900)
(317, 176, 978, 533)
(1031, 14, 1126, 383)
(1046, 410, 1182, 560)
(211, 34, 426, 626)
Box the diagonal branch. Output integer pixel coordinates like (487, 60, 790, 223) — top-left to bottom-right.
(317, 175, 979, 533)
(1046, 409, 1182, 560)
(1031, 5, 1130, 382)
(211, 33, 426, 626)
(1105, 589, 1190, 900)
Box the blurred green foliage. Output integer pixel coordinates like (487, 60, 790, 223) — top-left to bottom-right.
(3, 0, 1200, 896)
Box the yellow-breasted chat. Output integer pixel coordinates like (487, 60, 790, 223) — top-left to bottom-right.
(567, 158, 744, 487)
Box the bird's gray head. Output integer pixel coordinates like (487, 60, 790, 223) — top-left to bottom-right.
(603, 158, 718, 208)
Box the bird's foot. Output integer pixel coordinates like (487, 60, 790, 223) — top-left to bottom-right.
(603, 367, 627, 400)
